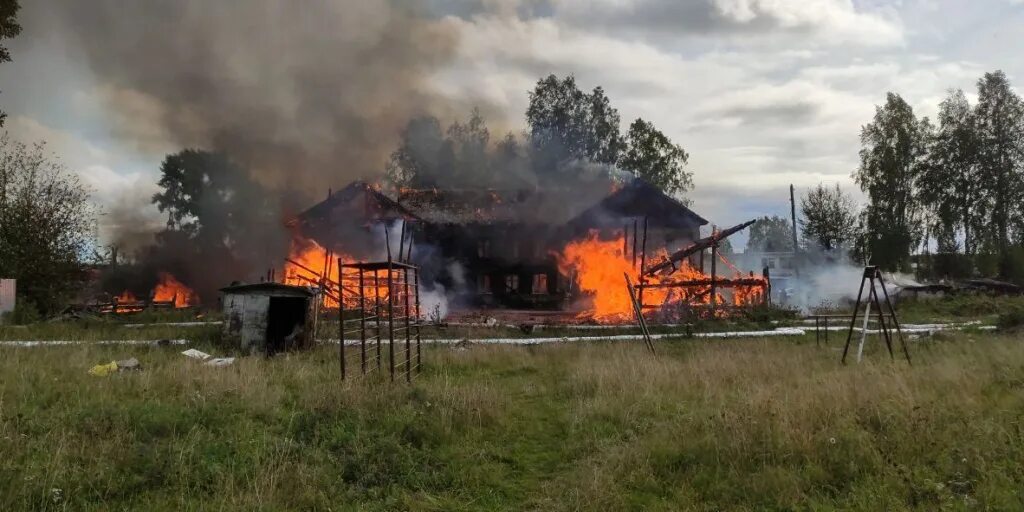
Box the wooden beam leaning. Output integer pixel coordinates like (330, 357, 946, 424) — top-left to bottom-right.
(624, 273, 656, 355)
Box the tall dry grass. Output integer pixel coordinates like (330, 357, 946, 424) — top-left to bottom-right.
(1, 332, 1022, 510)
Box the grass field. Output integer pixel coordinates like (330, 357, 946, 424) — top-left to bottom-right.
(2, 325, 1023, 510)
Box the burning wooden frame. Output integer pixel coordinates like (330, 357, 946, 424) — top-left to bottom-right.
(628, 217, 770, 321)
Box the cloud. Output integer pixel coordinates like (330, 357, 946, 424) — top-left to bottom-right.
(548, 0, 904, 46)
(4, 115, 164, 244)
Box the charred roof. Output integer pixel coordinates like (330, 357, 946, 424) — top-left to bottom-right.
(293, 181, 419, 229)
(295, 178, 707, 230)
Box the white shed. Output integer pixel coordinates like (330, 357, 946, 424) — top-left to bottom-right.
(220, 282, 316, 354)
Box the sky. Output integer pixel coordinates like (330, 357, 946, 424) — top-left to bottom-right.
(1, 0, 1023, 250)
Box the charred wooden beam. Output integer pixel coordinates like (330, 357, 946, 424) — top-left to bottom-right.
(637, 278, 768, 288)
(643, 219, 756, 277)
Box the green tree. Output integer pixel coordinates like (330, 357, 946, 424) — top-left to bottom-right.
(919, 89, 983, 260)
(526, 75, 624, 176)
(974, 71, 1024, 277)
(152, 149, 281, 250)
(149, 149, 285, 302)
(620, 118, 693, 199)
(854, 93, 930, 271)
(747, 215, 794, 253)
(385, 110, 510, 189)
(799, 183, 858, 252)
(385, 115, 445, 188)
(0, 135, 96, 315)
(445, 108, 492, 187)
(0, 0, 22, 127)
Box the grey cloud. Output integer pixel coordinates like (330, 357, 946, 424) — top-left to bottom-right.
(715, 101, 820, 126)
(546, 0, 903, 45)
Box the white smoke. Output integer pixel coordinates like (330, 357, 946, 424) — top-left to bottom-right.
(419, 284, 450, 322)
(786, 260, 866, 312)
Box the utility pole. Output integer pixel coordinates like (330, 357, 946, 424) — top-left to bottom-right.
(790, 184, 799, 277)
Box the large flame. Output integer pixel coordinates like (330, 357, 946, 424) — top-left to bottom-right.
(556, 230, 766, 322)
(152, 272, 197, 307)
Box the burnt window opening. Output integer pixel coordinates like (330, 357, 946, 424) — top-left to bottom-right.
(478, 239, 491, 258)
(477, 274, 491, 294)
(532, 274, 548, 295)
(505, 274, 520, 293)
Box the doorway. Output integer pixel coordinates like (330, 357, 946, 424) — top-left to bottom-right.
(265, 296, 309, 354)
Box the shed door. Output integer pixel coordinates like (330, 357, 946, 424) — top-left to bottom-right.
(266, 296, 308, 354)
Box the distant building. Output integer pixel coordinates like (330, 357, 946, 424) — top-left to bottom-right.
(735, 250, 796, 301)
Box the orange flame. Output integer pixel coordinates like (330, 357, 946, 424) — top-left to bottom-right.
(282, 236, 409, 313)
(115, 290, 138, 303)
(283, 236, 364, 309)
(556, 230, 766, 322)
(153, 272, 197, 307)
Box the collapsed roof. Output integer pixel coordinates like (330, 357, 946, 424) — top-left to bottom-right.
(290, 181, 419, 232)
(295, 178, 708, 230)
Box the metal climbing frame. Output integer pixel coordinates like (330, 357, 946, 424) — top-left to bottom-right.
(337, 257, 423, 382)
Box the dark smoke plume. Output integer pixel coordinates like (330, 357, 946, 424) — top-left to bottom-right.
(38, 0, 467, 193)
(27, 1, 494, 300)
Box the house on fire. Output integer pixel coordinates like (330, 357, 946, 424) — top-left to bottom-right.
(292, 179, 708, 309)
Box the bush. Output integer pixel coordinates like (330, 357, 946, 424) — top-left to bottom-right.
(996, 306, 1024, 330)
(1, 298, 42, 325)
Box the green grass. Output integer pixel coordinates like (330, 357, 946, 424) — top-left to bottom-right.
(2, 329, 1024, 510)
(877, 295, 1024, 324)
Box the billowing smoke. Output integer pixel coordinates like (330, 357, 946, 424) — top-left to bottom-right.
(26, 1, 501, 301)
(37, 1, 469, 192)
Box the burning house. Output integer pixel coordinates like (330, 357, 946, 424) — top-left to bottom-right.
(287, 178, 743, 321)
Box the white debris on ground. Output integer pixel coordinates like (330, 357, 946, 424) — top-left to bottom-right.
(326, 322, 996, 345)
(0, 322, 996, 349)
(1, 339, 189, 347)
(123, 321, 223, 328)
(181, 348, 236, 367)
(325, 327, 809, 346)
(181, 348, 212, 360)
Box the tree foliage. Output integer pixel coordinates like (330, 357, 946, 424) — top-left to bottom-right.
(153, 150, 270, 239)
(974, 71, 1024, 276)
(747, 215, 794, 253)
(526, 75, 625, 175)
(151, 149, 283, 256)
(385, 110, 530, 189)
(854, 93, 930, 271)
(388, 76, 692, 197)
(148, 149, 287, 302)
(0, 0, 22, 127)
(0, 135, 96, 315)
(919, 89, 983, 257)
(799, 183, 859, 252)
(620, 118, 693, 198)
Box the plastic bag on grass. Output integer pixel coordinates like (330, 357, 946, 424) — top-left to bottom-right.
(88, 361, 118, 377)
